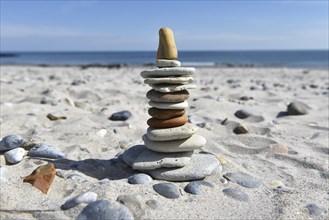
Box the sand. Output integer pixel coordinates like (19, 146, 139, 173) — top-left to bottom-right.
(0, 65, 328, 219)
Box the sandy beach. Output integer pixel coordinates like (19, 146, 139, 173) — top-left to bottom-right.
(0, 65, 328, 219)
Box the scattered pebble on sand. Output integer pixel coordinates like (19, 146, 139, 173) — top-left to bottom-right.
(184, 181, 214, 195)
(234, 109, 252, 119)
(222, 188, 249, 202)
(61, 191, 98, 210)
(153, 183, 181, 199)
(4, 147, 26, 164)
(224, 172, 261, 188)
(233, 125, 249, 134)
(28, 143, 65, 159)
(109, 110, 132, 121)
(128, 173, 153, 184)
(0, 134, 27, 152)
(287, 101, 310, 115)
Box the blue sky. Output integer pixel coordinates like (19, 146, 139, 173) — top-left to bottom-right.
(1, 0, 328, 51)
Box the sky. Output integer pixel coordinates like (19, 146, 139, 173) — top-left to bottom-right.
(0, 0, 328, 51)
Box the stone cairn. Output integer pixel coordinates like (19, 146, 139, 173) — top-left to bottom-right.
(122, 27, 221, 181)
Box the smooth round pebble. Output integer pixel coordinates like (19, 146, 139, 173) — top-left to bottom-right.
(28, 143, 65, 159)
(147, 116, 188, 128)
(147, 123, 198, 141)
(287, 101, 310, 115)
(224, 172, 261, 188)
(0, 134, 27, 152)
(141, 67, 195, 78)
(151, 84, 197, 93)
(109, 110, 132, 121)
(4, 147, 26, 164)
(234, 109, 252, 119)
(153, 183, 180, 199)
(61, 191, 98, 210)
(77, 200, 134, 220)
(149, 100, 188, 110)
(222, 188, 249, 202)
(184, 181, 214, 195)
(143, 134, 206, 153)
(156, 59, 181, 67)
(128, 173, 153, 184)
(144, 154, 221, 181)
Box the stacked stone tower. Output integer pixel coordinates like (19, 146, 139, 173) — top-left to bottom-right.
(122, 27, 220, 181)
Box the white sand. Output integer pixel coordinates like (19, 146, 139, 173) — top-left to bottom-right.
(0, 65, 328, 219)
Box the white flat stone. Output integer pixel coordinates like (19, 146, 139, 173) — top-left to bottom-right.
(156, 59, 181, 67)
(151, 84, 197, 93)
(149, 100, 188, 109)
(4, 147, 26, 164)
(142, 154, 221, 181)
(147, 123, 198, 141)
(141, 67, 195, 78)
(122, 145, 193, 170)
(143, 134, 206, 153)
(144, 76, 194, 85)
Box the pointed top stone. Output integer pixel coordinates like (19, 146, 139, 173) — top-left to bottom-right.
(157, 27, 178, 60)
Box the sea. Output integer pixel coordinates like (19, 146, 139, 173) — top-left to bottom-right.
(0, 50, 328, 69)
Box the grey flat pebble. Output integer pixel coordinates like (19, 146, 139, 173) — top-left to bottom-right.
(306, 203, 322, 216)
(223, 188, 249, 202)
(77, 200, 134, 220)
(4, 147, 26, 164)
(224, 172, 261, 188)
(128, 173, 153, 184)
(28, 143, 65, 159)
(144, 154, 221, 181)
(0, 134, 27, 152)
(122, 145, 193, 170)
(184, 181, 214, 195)
(61, 191, 98, 210)
(117, 195, 144, 219)
(109, 110, 132, 121)
(234, 109, 252, 119)
(145, 199, 161, 209)
(153, 183, 180, 199)
(287, 101, 310, 115)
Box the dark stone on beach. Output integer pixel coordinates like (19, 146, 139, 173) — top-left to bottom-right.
(153, 183, 180, 199)
(224, 172, 261, 188)
(109, 111, 132, 121)
(234, 109, 252, 119)
(306, 203, 322, 216)
(128, 173, 153, 184)
(233, 125, 248, 134)
(77, 200, 134, 220)
(309, 84, 318, 89)
(71, 79, 86, 86)
(117, 195, 144, 219)
(0, 134, 28, 152)
(28, 143, 65, 159)
(184, 181, 214, 195)
(287, 101, 309, 115)
(223, 188, 249, 202)
(40, 97, 58, 106)
(239, 96, 253, 101)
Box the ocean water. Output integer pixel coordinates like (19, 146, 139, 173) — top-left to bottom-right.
(0, 50, 328, 69)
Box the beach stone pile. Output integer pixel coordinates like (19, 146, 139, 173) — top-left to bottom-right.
(121, 27, 221, 181)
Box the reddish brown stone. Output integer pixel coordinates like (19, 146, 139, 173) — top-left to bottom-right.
(147, 115, 188, 128)
(23, 163, 56, 194)
(146, 89, 189, 103)
(148, 107, 185, 119)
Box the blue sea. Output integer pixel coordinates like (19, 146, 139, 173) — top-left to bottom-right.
(0, 50, 328, 69)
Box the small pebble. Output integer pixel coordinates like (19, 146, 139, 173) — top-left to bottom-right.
(61, 191, 98, 210)
(145, 199, 161, 209)
(28, 143, 65, 159)
(184, 181, 214, 195)
(0, 134, 27, 152)
(233, 125, 248, 134)
(109, 110, 132, 121)
(71, 79, 86, 86)
(287, 101, 309, 115)
(4, 147, 26, 164)
(77, 200, 134, 220)
(306, 203, 322, 216)
(96, 129, 107, 137)
(224, 172, 261, 188)
(223, 188, 249, 202)
(153, 183, 180, 199)
(47, 113, 67, 121)
(67, 173, 89, 183)
(234, 109, 252, 119)
(220, 178, 228, 184)
(128, 173, 153, 184)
